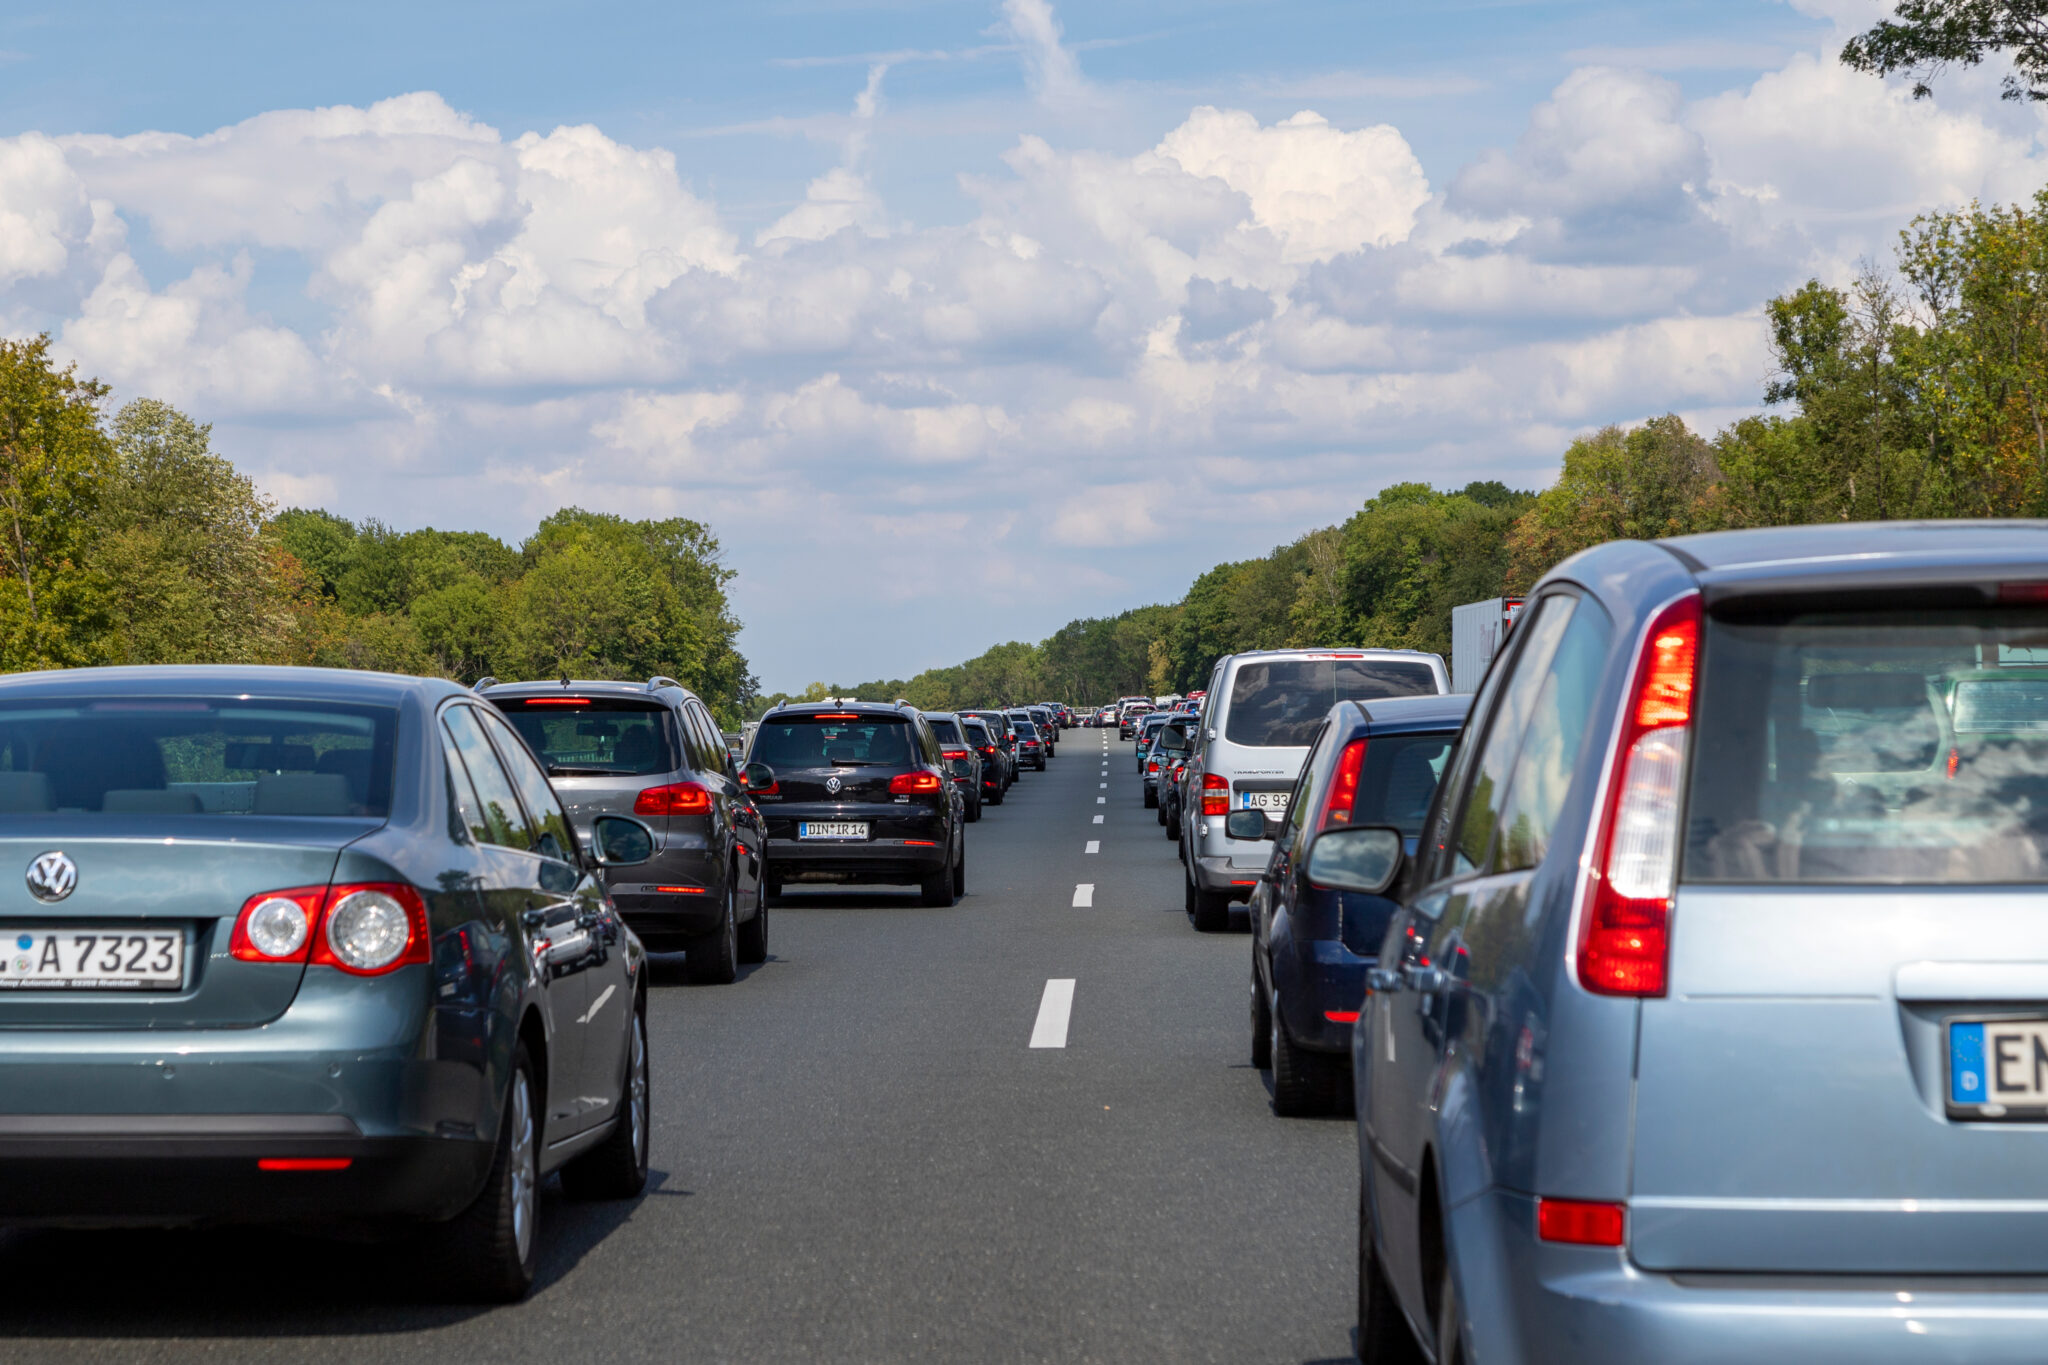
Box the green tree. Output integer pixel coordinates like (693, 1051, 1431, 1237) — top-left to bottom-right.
(0, 336, 115, 670)
(1842, 2, 2048, 102)
(1504, 418, 1721, 590)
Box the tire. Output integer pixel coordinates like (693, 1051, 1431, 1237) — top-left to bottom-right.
(1165, 805, 1180, 840)
(1143, 786, 1158, 809)
(987, 783, 1004, 807)
(1250, 957, 1272, 1069)
(1270, 995, 1353, 1117)
(736, 875, 768, 965)
(921, 844, 958, 907)
(1434, 1252, 1467, 1365)
(1359, 1189, 1424, 1364)
(428, 1046, 540, 1302)
(966, 793, 982, 823)
(1186, 858, 1231, 932)
(561, 995, 651, 1200)
(764, 875, 783, 904)
(953, 846, 966, 898)
(686, 879, 739, 984)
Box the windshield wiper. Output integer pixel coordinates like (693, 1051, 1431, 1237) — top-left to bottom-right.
(546, 765, 618, 776)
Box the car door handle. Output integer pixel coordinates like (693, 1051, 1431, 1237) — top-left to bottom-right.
(1367, 967, 1404, 993)
(1404, 965, 1447, 993)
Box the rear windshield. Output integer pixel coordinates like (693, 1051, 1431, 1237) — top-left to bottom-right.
(963, 721, 992, 746)
(1014, 721, 1039, 739)
(1225, 658, 1439, 747)
(1686, 611, 2048, 883)
(493, 697, 678, 777)
(0, 697, 396, 817)
(1354, 732, 1456, 837)
(928, 718, 964, 744)
(754, 716, 912, 767)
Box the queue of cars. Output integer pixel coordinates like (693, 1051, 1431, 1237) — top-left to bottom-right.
(1109, 522, 2048, 1364)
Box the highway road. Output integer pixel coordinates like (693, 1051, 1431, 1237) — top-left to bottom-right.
(0, 729, 1359, 1364)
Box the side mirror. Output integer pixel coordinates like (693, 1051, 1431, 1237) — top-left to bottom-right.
(741, 762, 777, 794)
(1305, 825, 1404, 896)
(1224, 809, 1271, 841)
(590, 814, 656, 867)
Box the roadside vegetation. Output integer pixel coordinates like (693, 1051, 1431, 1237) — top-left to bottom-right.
(805, 190, 2048, 711)
(0, 335, 753, 723)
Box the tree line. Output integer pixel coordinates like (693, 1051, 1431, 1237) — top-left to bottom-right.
(0, 336, 754, 724)
(800, 190, 2048, 712)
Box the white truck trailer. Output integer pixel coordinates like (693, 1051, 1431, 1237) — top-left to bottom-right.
(1450, 597, 1525, 693)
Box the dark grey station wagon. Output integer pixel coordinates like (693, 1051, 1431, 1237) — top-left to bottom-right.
(0, 666, 656, 1301)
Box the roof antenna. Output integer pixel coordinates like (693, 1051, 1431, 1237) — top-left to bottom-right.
(559, 673, 572, 687)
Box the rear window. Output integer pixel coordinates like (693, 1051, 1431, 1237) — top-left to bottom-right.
(1014, 721, 1039, 738)
(1225, 658, 1439, 747)
(0, 697, 395, 817)
(1686, 611, 2048, 884)
(1353, 733, 1456, 837)
(492, 697, 679, 777)
(754, 716, 912, 767)
(928, 718, 964, 744)
(963, 721, 992, 746)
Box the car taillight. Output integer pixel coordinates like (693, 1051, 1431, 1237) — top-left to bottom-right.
(1320, 738, 1367, 829)
(230, 886, 328, 962)
(1148, 761, 1159, 773)
(313, 883, 430, 975)
(889, 770, 944, 795)
(230, 881, 428, 975)
(943, 749, 970, 761)
(635, 781, 713, 816)
(1201, 772, 1229, 817)
(1537, 1198, 1626, 1246)
(1578, 593, 1700, 998)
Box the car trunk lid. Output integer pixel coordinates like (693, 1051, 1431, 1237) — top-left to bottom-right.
(0, 824, 365, 1029)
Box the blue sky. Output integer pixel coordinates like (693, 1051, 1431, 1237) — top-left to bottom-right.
(1, 1, 2042, 689)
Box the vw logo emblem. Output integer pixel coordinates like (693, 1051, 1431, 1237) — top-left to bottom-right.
(825, 775, 843, 795)
(25, 851, 76, 903)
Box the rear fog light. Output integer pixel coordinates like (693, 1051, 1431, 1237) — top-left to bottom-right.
(1537, 1198, 1626, 1246)
(258, 1158, 352, 1172)
(1324, 1010, 1360, 1023)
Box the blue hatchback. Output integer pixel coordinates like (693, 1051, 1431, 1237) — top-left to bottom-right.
(1240, 693, 1470, 1116)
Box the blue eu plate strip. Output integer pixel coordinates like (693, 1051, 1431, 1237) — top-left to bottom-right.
(1950, 1021, 1987, 1106)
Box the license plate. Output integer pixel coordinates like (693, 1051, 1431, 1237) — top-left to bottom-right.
(0, 928, 185, 990)
(798, 822, 868, 840)
(1949, 1018, 2048, 1116)
(1239, 791, 1288, 813)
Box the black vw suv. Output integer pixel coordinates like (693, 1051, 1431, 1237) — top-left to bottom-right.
(745, 702, 966, 906)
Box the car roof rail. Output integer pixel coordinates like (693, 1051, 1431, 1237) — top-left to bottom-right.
(473, 676, 499, 691)
(647, 675, 682, 692)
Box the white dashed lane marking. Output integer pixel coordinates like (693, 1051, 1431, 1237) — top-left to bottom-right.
(1096, 797, 1105, 804)
(1099, 782, 1107, 789)
(1092, 814, 1103, 824)
(1072, 883, 1094, 907)
(1030, 979, 1076, 1049)
(1085, 840, 1099, 853)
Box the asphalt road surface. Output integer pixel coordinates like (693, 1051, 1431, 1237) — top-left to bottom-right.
(0, 730, 1357, 1364)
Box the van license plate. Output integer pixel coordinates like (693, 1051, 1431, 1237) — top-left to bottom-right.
(1239, 792, 1288, 813)
(1948, 1019, 2048, 1116)
(0, 928, 185, 990)
(799, 822, 867, 840)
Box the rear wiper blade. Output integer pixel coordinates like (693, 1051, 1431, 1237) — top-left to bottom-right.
(546, 765, 618, 776)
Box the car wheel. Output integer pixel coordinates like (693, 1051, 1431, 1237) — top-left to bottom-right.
(1359, 1188, 1424, 1363)
(430, 1045, 540, 1301)
(737, 874, 768, 965)
(921, 845, 958, 907)
(953, 846, 966, 898)
(1270, 994, 1352, 1117)
(1185, 857, 1230, 932)
(987, 783, 1004, 806)
(685, 879, 739, 984)
(561, 994, 651, 1200)
(1250, 957, 1272, 1069)
(1143, 786, 1157, 809)
(966, 793, 982, 823)
(1434, 1254, 1467, 1365)
(1164, 805, 1180, 840)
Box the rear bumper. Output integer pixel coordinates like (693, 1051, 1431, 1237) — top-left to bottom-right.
(1274, 937, 1368, 1051)
(0, 1128, 490, 1225)
(1452, 1189, 2048, 1365)
(606, 845, 725, 936)
(1193, 853, 1263, 902)
(766, 838, 946, 886)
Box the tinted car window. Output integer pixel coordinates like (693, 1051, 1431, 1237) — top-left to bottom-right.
(1355, 733, 1457, 837)
(0, 697, 395, 817)
(963, 720, 993, 747)
(493, 696, 679, 777)
(1493, 598, 1614, 871)
(1014, 721, 1040, 739)
(1448, 596, 1577, 876)
(1225, 659, 1438, 747)
(754, 717, 913, 767)
(443, 705, 533, 850)
(1686, 608, 2048, 883)
(479, 709, 577, 863)
(685, 702, 730, 776)
(929, 719, 965, 745)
